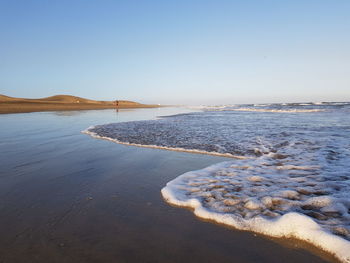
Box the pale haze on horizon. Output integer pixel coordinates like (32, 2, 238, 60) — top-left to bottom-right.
(1, 0, 349, 105)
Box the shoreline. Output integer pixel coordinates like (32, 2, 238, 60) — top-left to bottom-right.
(82, 127, 250, 160)
(0, 102, 161, 114)
(165, 201, 339, 263)
(83, 127, 344, 263)
(162, 180, 345, 263)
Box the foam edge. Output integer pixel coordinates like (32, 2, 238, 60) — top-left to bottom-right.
(82, 127, 249, 160)
(161, 170, 350, 263)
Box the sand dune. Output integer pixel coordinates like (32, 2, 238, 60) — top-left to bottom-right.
(0, 94, 158, 114)
(0, 94, 20, 102)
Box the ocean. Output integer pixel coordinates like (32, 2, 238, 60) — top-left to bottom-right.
(84, 102, 350, 262)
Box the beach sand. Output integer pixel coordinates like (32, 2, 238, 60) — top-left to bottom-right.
(0, 108, 337, 263)
(0, 94, 159, 114)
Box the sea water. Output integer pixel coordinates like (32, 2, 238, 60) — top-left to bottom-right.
(84, 102, 350, 262)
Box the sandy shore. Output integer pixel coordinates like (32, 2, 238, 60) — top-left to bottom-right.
(0, 94, 160, 114)
(0, 108, 338, 263)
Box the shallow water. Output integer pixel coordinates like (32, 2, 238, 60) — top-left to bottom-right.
(0, 108, 331, 263)
(85, 103, 350, 262)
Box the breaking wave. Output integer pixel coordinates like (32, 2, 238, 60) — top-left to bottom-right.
(217, 107, 324, 113)
(196, 101, 350, 113)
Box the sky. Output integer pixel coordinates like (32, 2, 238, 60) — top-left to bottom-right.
(0, 0, 349, 105)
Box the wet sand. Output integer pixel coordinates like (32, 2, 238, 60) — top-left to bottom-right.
(0, 109, 336, 263)
(0, 102, 160, 114)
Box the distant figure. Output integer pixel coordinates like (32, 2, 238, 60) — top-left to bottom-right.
(115, 100, 119, 107)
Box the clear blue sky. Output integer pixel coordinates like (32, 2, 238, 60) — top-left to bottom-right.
(1, 0, 349, 104)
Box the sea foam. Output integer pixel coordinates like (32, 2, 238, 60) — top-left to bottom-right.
(161, 161, 350, 263)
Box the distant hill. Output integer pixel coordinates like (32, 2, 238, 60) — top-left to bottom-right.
(0, 94, 159, 114)
(41, 95, 101, 104)
(0, 94, 140, 105)
(0, 94, 19, 102)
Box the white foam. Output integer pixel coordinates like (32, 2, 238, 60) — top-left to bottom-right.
(198, 105, 326, 113)
(244, 198, 263, 210)
(82, 127, 249, 160)
(278, 190, 300, 200)
(223, 108, 324, 113)
(305, 196, 333, 208)
(248, 175, 264, 182)
(190, 102, 350, 113)
(276, 165, 320, 170)
(161, 162, 350, 262)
